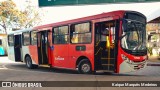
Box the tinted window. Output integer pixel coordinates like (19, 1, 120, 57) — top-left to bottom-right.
(125, 13, 146, 23)
(71, 22, 91, 44)
(75, 23, 90, 33)
(53, 26, 69, 44)
(8, 35, 14, 46)
(23, 32, 30, 46)
(31, 31, 37, 45)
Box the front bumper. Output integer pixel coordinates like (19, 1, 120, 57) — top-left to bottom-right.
(119, 60, 147, 73)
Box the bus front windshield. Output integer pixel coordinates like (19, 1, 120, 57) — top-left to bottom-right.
(121, 20, 146, 51)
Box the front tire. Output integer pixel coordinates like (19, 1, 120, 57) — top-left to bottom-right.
(78, 59, 92, 74)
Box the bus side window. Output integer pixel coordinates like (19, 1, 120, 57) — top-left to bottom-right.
(31, 31, 37, 45)
(106, 22, 116, 49)
(22, 32, 30, 46)
(71, 22, 91, 44)
(8, 35, 14, 46)
(70, 26, 78, 43)
(59, 26, 69, 44)
(53, 26, 69, 44)
(99, 21, 116, 49)
(37, 33, 41, 47)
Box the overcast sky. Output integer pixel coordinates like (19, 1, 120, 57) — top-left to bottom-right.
(2, 0, 160, 25)
(40, 2, 160, 24)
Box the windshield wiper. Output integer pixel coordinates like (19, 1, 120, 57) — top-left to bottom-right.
(133, 43, 144, 50)
(133, 43, 141, 50)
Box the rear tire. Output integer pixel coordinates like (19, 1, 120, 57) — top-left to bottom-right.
(78, 59, 92, 74)
(25, 56, 35, 69)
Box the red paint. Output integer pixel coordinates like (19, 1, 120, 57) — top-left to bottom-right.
(34, 10, 125, 30)
(48, 31, 53, 65)
(29, 45, 39, 64)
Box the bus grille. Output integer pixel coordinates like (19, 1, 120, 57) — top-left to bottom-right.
(131, 60, 146, 70)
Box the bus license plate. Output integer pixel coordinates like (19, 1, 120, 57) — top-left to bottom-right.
(138, 64, 142, 68)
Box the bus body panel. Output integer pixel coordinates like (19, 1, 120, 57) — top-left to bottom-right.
(21, 46, 29, 62)
(118, 47, 147, 73)
(48, 30, 53, 65)
(29, 45, 39, 64)
(8, 46, 15, 61)
(22, 46, 37, 64)
(7, 10, 147, 74)
(53, 44, 69, 68)
(116, 21, 123, 73)
(68, 44, 94, 70)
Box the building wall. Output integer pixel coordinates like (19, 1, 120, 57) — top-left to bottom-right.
(147, 23, 160, 31)
(147, 23, 160, 56)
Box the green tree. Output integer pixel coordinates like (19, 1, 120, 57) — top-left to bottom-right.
(18, 0, 41, 28)
(0, 0, 41, 33)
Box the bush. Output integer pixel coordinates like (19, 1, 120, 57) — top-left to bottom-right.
(147, 47, 153, 55)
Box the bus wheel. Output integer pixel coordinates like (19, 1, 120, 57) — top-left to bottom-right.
(25, 56, 34, 69)
(78, 59, 92, 74)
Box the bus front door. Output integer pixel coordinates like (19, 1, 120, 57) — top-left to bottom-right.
(14, 35, 22, 62)
(94, 20, 119, 72)
(38, 31, 49, 65)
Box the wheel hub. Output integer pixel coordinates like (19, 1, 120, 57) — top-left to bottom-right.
(82, 64, 90, 72)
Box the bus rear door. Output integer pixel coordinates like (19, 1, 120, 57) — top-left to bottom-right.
(37, 31, 50, 65)
(14, 34, 22, 62)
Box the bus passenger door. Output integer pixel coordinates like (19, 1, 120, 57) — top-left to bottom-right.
(94, 20, 119, 72)
(37, 31, 49, 65)
(8, 35, 15, 61)
(14, 35, 22, 62)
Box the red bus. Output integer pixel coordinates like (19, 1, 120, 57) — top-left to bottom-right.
(8, 10, 147, 74)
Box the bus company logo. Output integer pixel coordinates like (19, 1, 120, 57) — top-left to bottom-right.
(2, 82, 11, 87)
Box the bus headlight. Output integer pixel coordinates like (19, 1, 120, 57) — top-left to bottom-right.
(121, 54, 133, 64)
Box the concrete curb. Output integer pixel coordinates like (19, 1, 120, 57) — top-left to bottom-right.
(147, 63, 160, 66)
(147, 61, 160, 66)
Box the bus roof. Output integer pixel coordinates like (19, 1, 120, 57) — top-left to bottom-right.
(7, 28, 33, 35)
(7, 10, 145, 34)
(34, 10, 127, 29)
